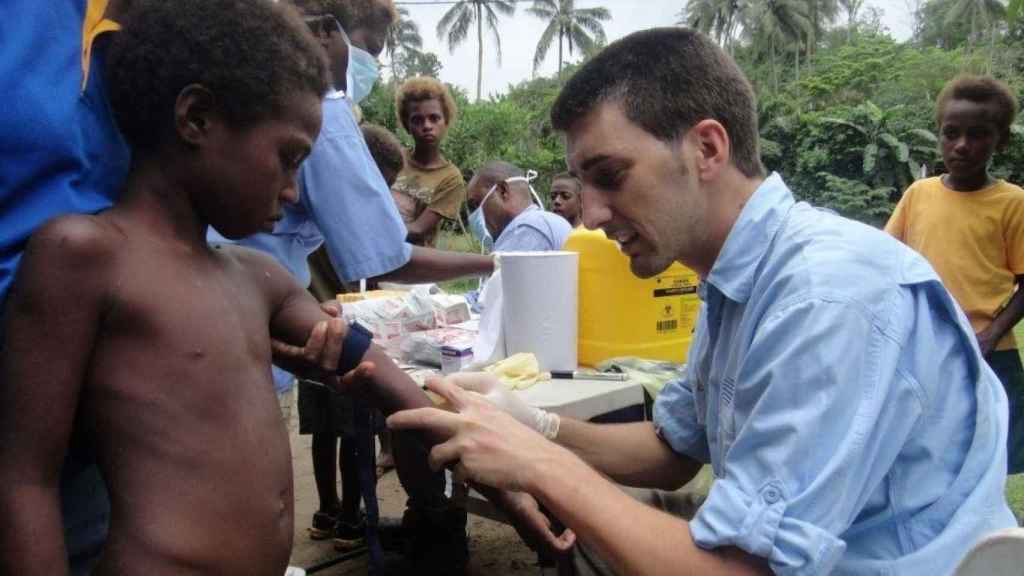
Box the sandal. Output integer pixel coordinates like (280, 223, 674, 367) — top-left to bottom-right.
(307, 510, 338, 540)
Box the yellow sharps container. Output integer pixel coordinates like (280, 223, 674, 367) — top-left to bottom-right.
(563, 228, 700, 366)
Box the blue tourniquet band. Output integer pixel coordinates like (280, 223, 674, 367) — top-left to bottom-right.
(337, 321, 373, 376)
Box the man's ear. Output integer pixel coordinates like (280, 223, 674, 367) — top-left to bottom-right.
(689, 119, 731, 181)
(174, 84, 218, 148)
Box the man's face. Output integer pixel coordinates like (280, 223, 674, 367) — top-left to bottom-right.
(406, 98, 448, 146)
(198, 92, 322, 239)
(550, 178, 581, 225)
(567, 102, 706, 278)
(940, 98, 1001, 183)
(466, 173, 501, 236)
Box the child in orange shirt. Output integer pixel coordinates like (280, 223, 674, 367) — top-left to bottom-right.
(886, 74, 1024, 473)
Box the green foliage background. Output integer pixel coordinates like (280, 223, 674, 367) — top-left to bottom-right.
(364, 1, 1024, 229)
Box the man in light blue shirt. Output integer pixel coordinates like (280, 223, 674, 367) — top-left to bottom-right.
(386, 28, 1016, 575)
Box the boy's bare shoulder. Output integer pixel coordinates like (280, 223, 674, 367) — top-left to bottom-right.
(25, 213, 125, 269)
(209, 242, 303, 294)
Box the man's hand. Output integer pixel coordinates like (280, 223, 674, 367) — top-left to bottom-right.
(493, 490, 575, 558)
(387, 377, 570, 493)
(439, 373, 560, 439)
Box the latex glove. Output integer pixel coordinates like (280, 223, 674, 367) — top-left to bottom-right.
(436, 372, 560, 439)
(388, 377, 571, 493)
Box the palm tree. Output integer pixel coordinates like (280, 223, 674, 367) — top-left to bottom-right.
(943, 0, 1007, 61)
(838, 0, 864, 41)
(437, 0, 516, 100)
(747, 0, 811, 92)
(527, 0, 611, 78)
(385, 7, 423, 81)
(805, 0, 838, 65)
(679, 0, 746, 53)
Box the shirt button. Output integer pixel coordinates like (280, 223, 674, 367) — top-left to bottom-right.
(763, 486, 781, 504)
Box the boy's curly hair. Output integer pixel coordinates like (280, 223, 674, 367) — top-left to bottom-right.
(361, 123, 404, 183)
(395, 77, 459, 134)
(290, 0, 397, 34)
(936, 75, 1019, 146)
(106, 0, 329, 153)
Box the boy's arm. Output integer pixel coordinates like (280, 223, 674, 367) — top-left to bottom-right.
(265, 265, 571, 549)
(0, 218, 114, 576)
(404, 209, 442, 245)
(977, 275, 1024, 356)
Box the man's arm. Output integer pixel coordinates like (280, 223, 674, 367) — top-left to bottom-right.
(389, 379, 768, 576)
(0, 218, 114, 575)
(440, 373, 700, 490)
(404, 209, 442, 245)
(977, 275, 1024, 356)
(375, 245, 493, 284)
(555, 420, 701, 490)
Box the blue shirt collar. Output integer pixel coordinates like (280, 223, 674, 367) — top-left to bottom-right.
(705, 172, 794, 304)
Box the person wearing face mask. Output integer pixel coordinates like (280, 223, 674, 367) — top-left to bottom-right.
(467, 161, 573, 254)
(391, 77, 466, 247)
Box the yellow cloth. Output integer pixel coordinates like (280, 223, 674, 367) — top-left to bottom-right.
(81, 0, 121, 92)
(886, 176, 1024, 350)
(483, 353, 550, 390)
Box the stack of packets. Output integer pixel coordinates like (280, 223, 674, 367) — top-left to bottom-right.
(339, 285, 471, 356)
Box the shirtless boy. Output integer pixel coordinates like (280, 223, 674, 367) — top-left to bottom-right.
(0, 1, 437, 574)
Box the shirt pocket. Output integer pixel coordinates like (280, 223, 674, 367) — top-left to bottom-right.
(715, 376, 737, 478)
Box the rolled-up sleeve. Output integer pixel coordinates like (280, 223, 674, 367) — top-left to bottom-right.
(653, 369, 710, 463)
(301, 104, 411, 282)
(686, 297, 923, 575)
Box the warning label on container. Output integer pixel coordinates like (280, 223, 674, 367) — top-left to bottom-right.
(653, 275, 697, 298)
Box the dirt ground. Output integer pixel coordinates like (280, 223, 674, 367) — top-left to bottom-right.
(286, 420, 544, 576)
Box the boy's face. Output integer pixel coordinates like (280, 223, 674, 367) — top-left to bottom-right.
(550, 178, 581, 224)
(406, 98, 448, 146)
(940, 98, 1002, 182)
(199, 92, 322, 239)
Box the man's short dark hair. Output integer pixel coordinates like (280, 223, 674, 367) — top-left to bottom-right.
(551, 27, 765, 179)
(936, 75, 1019, 145)
(291, 0, 397, 34)
(107, 0, 328, 153)
(361, 123, 404, 178)
(552, 171, 581, 192)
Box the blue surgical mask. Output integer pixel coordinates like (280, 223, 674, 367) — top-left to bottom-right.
(469, 184, 497, 249)
(346, 45, 379, 104)
(336, 26, 379, 104)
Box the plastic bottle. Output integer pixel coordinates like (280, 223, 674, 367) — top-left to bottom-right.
(563, 228, 700, 366)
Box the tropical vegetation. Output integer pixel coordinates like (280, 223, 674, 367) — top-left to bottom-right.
(367, 0, 1024, 230)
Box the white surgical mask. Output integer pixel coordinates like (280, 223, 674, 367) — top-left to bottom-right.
(468, 169, 542, 250)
